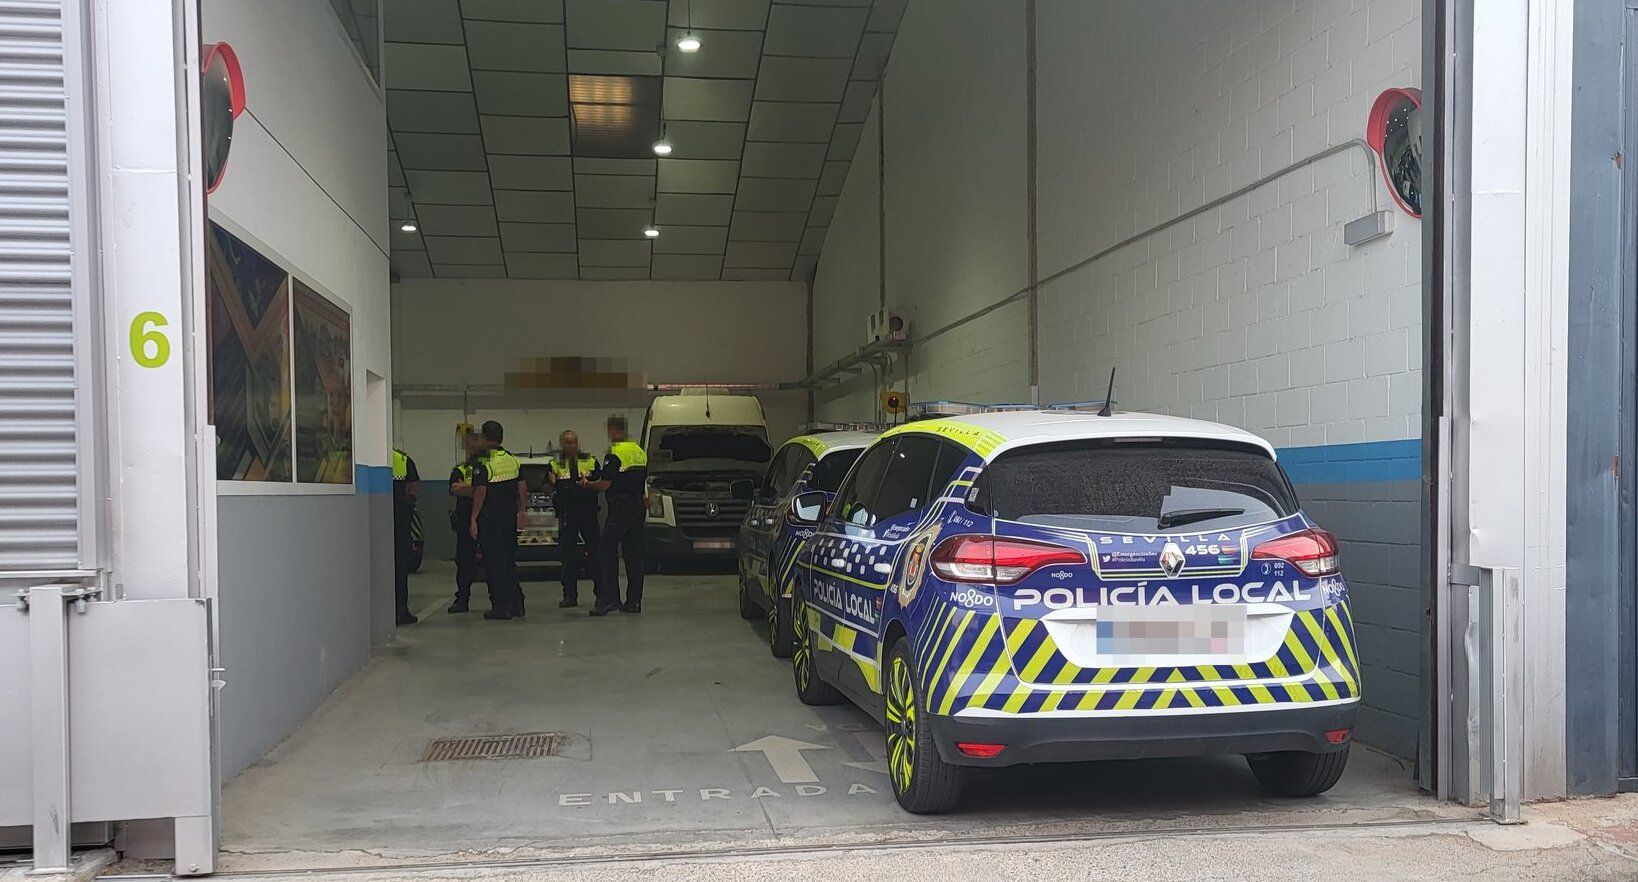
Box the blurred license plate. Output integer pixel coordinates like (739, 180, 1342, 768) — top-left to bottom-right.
(1096, 605, 1245, 655)
(694, 538, 733, 551)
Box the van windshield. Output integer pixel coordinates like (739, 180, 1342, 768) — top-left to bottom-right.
(652, 425, 771, 465)
(974, 440, 1298, 534)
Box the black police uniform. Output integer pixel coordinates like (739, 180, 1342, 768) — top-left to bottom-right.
(392, 449, 419, 622)
(595, 439, 648, 613)
(474, 447, 524, 618)
(448, 459, 478, 612)
(550, 452, 603, 606)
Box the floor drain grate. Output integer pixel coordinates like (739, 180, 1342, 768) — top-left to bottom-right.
(420, 732, 565, 762)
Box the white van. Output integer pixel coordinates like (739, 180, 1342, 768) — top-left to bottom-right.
(642, 391, 772, 566)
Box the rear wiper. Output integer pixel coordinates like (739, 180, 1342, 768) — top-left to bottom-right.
(1156, 507, 1244, 529)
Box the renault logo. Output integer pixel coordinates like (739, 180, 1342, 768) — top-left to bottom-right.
(1159, 541, 1186, 578)
(706, 502, 720, 518)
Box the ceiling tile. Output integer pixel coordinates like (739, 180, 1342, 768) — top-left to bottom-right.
(663, 28, 762, 78)
(865, 0, 907, 33)
(721, 267, 792, 280)
(651, 224, 729, 254)
(505, 252, 580, 278)
(827, 122, 863, 161)
(838, 80, 874, 123)
(465, 21, 566, 72)
(390, 187, 414, 216)
(791, 254, 818, 280)
(567, 49, 663, 76)
(394, 132, 489, 170)
(391, 225, 424, 251)
(667, 0, 769, 30)
(852, 32, 894, 80)
(576, 207, 652, 238)
(487, 154, 574, 189)
(461, 0, 565, 23)
(650, 254, 725, 279)
(472, 71, 569, 116)
(724, 241, 797, 268)
(575, 157, 656, 175)
(425, 235, 506, 264)
(392, 251, 434, 279)
(574, 173, 655, 208)
(581, 266, 652, 280)
(388, 90, 481, 133)
(404, 169, 494, 203)
(434, 264, 509, 278)
(385, 0, 465, 43)
(733, 176, 815, 211)
(500, 221, 577, 251)
(384, 43, 472, 91)
(656, 192, 733, 225)
(658, 158, 739, 193)
(816, 159, 849, 195)
(565, 0, 667, 50)
(494, 189, 576, 222)
(579, 239, 653, 266)
(772, 0, 867, 6)
(806, 194, 837, 226)
(389, 151, 407, 186)
(664, 120, 746, 160)
(798, 224, 828, 255)
(763, 4, 866, 57)
(416, 204, 501, 236)
(729, 210, 806, 241)
(746, 101, 838, 143)
(740, 141, 826, 178)
(481, 115, 572, 154)
(754, 56, 850, 102)
(663, 77, 754, 122)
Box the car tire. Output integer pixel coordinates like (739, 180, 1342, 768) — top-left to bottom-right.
(738, 580, 760, 620)
(1246, 746, 1350, 797)
(885, 639, 965, 813)
(768, 595, 794, 659)
(792, 591, 843, 706)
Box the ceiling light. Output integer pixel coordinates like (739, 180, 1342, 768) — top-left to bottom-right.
(675, 34, 702, 53)
(399, 222, 417, 232)
(652, 139, 673, 156)
(643, 226, 660, 238)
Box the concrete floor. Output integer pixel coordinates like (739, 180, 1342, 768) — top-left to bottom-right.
(218, 561, 1463, 875)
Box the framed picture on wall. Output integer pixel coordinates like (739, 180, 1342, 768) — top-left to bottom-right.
(207, 221, 293, 481)
(293, 280, 353, 483)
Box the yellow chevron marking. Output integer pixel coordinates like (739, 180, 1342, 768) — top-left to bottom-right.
(938, 614, 999, 714)
(1231, 664, 1256, 680)
(1311, 663, 1341, 701)
(1114, 688, 1143, 711)
(1181, 686, 1206, 708)
(1155, 688, 1177, 709)
(1247, 684, 1277, 704)
(1131, 665, 1157, 685)
(1019, 632, 1060, 682)
(1284, 626, 1316, 672)
(1327, 606, 1360, 672)
(1005, 618, 1036, 658)
(1213, 686, 1239, 706)
(927, 610, 973, 707)
(1265, 653, 1290, 679)
(1074, 689, 1104, 711)
(1040, 661, 1083, 712)
(833, 625, 857, 653)
(969, 665, 1009, 708)
(1001, 684, 1033, 714)
(1198, 664, 1220, 681)
(1166, 669, 1187, 683)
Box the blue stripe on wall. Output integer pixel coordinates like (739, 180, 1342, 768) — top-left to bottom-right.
(356, 464, 393, 495)
(1275, 439, 1421, 485)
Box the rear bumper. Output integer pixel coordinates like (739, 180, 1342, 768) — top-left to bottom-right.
(647, 524, 737, 560)
(928, 701, 1358, 767)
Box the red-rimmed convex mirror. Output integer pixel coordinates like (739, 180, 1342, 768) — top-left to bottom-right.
(1367, 87, 1422, 218)
(202, 42, 246, 195)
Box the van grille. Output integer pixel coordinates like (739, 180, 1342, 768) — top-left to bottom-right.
(673, 496, 749, 537)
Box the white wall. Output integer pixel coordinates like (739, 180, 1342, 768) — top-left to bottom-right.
(203, 0, 391, 778)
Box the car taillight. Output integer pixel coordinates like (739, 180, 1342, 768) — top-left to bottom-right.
(930, 536, 1086, 584)
(1252, 528, 1340, 577)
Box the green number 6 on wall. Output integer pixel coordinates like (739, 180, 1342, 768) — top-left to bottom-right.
(130, 310, 171, 368)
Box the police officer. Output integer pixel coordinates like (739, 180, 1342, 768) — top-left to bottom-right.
(446, 430, 481, 614)
(547, 429, 602, 608)
(587, 414, 646, 616)
(392, 447, 420, 626)
(469, 420, 526, 620)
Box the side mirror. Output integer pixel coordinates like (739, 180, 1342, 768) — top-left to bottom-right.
(730, 479, 755, 501)
(790, 490, 827, 525)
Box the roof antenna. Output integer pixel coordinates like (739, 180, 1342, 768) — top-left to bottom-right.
(1097, 367, 1117, 417)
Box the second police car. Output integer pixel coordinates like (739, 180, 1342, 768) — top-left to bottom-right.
(786, 406, 1360, 813)
(734, 429, 876, 657)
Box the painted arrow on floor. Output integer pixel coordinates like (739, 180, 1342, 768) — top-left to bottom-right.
(731, 735, 832, 784)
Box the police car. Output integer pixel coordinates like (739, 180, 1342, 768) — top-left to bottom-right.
(734, 428, 877, 657)
(787, 405, 1359, 812)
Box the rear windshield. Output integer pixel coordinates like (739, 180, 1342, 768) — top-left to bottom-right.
(652, 426, 772, 463)
(809, 448, 864, 493)
(973, 440, 1298, 533)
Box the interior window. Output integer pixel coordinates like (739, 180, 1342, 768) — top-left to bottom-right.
(830, 440, 896, 528)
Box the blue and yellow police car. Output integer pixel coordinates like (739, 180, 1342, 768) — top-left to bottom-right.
(787, 406, 1359, 812)
(735, 429, 877, 657)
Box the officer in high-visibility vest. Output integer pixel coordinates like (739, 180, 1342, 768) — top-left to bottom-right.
(586, 414, 647, 616)
(469, 420, 526, 620)
(547, 429, 603, 608)
(446, 429, 481, 614)
(391, 448, 420, 626)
